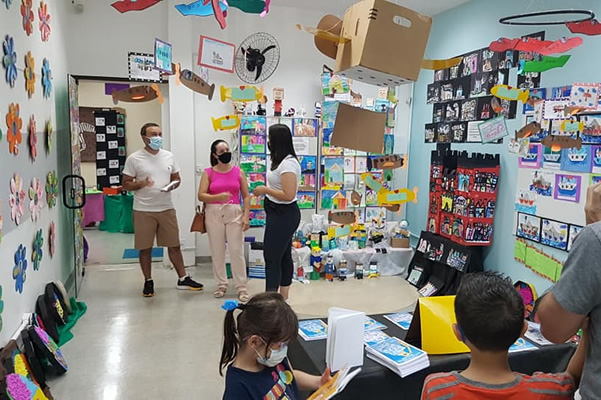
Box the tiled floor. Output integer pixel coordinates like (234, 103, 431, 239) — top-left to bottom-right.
(84, 228, 163, 265)
(49, 263, 418, 399)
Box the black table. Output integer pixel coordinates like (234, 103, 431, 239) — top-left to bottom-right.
(289, 314, 576, 400)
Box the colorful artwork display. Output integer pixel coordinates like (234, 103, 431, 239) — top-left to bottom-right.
(517, 213, 541, 242)
(540, 218, 568, 250)
(519, 143, 542, 168)
(554, 174, 581, 203)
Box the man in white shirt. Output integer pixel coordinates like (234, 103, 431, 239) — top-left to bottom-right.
(122, 123, 203, 297)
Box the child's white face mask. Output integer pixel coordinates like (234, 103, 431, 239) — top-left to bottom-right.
(255, 340, 288, 367)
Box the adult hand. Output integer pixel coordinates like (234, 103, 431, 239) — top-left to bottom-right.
(242, 219, 250, 231)
(145, 177, 155, 188)
(253, 185, 268, 196)
(585, 182, 601, 225)
(215, 192, 231, 203)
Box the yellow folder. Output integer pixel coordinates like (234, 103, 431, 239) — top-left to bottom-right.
(419, 295, 470, 355)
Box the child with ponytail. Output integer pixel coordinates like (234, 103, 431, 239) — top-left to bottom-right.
(220, 292, 330, 399)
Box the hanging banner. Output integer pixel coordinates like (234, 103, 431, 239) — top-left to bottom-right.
(154, 38, 173, 74)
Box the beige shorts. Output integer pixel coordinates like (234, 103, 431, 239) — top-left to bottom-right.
(133, 209, 180, 250)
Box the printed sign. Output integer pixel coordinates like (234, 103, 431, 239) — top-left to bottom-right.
(197, 35, 235, 73)
(154, 38, 173, 74)
(478, 116, 509, 143)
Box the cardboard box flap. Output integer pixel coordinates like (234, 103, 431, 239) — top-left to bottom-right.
(331, 103, 387, 153)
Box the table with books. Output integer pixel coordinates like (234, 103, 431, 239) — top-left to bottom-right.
(289, 313, 577, 400)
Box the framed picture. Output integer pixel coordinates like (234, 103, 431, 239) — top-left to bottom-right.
(128, 52, 162, 82)
(554, 174, 582, 203)
(197, 35, 236, 73)
(516, 212, 541, 242)
(154, 38, 173, 74)
(540, 218, 569, 251)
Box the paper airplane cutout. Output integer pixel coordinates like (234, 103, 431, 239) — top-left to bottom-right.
(515, 121, 541, 139)
(174, 0, 226, 16)
(174, 63, 215, 100)
(377, 187, 418, 206)
(228, 0, 267, 15)
(370, 154, 407, 170)
(111, 0, 162, 13)
(567, 19, 601, 36)
(542, 135, 582, 151)
(211, 115, 241, 131)
(421, 57, 462, 70)
(328, 211, 357, 225)
(112, 84, 163, 105)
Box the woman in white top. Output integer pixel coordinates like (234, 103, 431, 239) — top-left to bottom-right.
(253, 124, 301, 300)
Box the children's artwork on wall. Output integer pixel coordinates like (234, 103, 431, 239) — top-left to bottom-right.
(550, 86, 571, 99)
(518, 143, 542, 168)
(247, 173, 265, 191)
(293, 118, 317, 137)
(343, 156, 355, 173)
(567, 225, 583, 251)
(554, 174, 582, 203)
(343, 173, 356, 189)
(38, 1, 51, 41)
(529, 170, 554, 197)
(569, 83, 601, 110)
(13, 244, 27, 293)
(516, 213, 541, 242)
(240, 116, 266, 135)
(9, 174, 26, 225)
(590, 174, 601, 185)
(323, 157, 344, 187)
(592, 146, 601, 173)
(425, 123, 437, 143)
(543, 98, 570, 120)
(581, 114, 601, 144)
(3, 35, 18, 87)
(542, 146, 561, 169)
(298, 192, 316, 209)
(523, 88, 546, 114)
(28, 115, 37, 161)
(29, 178, 44, 222)
(560, 146, 592, 173)
(355, 156, 368, 173)
(384, 134, 394, 155)
(249, 210, 266, 227)
(32, 228, 43, 271)
(24, 51, 36, 98)
(45, 170, 58, 208)
(365, 189, 378, 206)
(41, 58, 52, 98)
(249, 194, 264, 209)
(6, 102, 23, 155)
(320, 190, 346, 210)
(21, 0, 34, 35)
(365, 207, 386, 225)
(240, 154, 266, 173)
(515, 189, 537, 214)
(321, 128, 343, 156)
(241, 135, 266, 154)
(540, 219, 569, 250)
(299, 155, 316, 174)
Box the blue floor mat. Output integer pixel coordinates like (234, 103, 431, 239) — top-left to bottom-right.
(122, 248, 164, 259)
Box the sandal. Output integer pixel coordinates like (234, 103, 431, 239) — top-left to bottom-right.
(238, 291, 250, 303)
(214, 288, 227, 298)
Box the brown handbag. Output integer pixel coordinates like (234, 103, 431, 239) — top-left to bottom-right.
(190, 205, 206, 233)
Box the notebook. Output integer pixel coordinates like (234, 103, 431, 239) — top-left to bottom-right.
(326, 307, 365, 372)
(306, 366, 362, 400)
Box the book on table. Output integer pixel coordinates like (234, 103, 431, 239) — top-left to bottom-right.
(299, 319, 328, 341)
(364, 316, 387, 332)
(306, 366, 362, 400)
(365, 336, 430, 378)
(383, 312, 413, 330)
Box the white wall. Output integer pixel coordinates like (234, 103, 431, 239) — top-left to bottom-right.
(0, 0, 72, 343)
(77, 80, 164, 187)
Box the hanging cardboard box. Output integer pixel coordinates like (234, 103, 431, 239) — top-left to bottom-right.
(331, 103, 387, 153)
(335, 0, 432, 86)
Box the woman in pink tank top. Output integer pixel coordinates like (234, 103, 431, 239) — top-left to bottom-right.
(198, 140, 250, 302)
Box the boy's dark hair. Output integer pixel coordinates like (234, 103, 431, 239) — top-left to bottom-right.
(220, 292, 298, 375)
(140, 122, 159, 136)
(269, 124, 298, 170)
(455, 271, 525, 352)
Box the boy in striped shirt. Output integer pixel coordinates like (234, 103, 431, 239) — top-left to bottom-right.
(421, 272, 588, 400)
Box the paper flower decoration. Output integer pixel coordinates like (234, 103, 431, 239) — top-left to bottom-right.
(29, 177, 44, 222)
(48, 221, 55, 258)
(32, 229, 43, 271)
(45, 118, 52, 152)
(21, 0, 34, 36)
(3, 0, 12, 9)
(6, 103, 23, 155)
(13, 244, 27, 293)
(46, 170, 58, 208)
(29, 114, 37, 161)
(24, 51, 35, 98)
(41, 57, 51, 98)
(0, 286, 4, 332)
(9, 174, 25, 225)
(2, 35, 18, 87)
(38, 1, 50, 41)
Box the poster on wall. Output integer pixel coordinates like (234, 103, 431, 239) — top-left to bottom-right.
(128, 52, 162, 82)
(554, 174, 582, 203)
(197, 35, 235, 73)
(154, 38, 173, 74)
(540, 218, 569, 250)
(516, 213, 541, 242)
(79, 107, 99, 162)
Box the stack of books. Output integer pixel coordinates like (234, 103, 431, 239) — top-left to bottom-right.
(365, 336, 430, 377)
(326, 308, 366, 371)
(298, 319, 328, 341)
(383, 312, 413, 330)
(364, 316, 387, 332)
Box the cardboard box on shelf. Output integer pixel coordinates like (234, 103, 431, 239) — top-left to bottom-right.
(331, 103, 387, 153)
(335, 0, 432, 86)
(390, 237, 410, 249)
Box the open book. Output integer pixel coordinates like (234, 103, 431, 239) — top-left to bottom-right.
(307, 367, 362, 400)
(326, 307, 365, 372)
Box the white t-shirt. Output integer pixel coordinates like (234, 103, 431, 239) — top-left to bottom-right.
(266, 155, 301, 204)
(122, 148, 180, 212)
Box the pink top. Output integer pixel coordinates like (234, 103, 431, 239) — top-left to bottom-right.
(206, 166, 241, 204)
